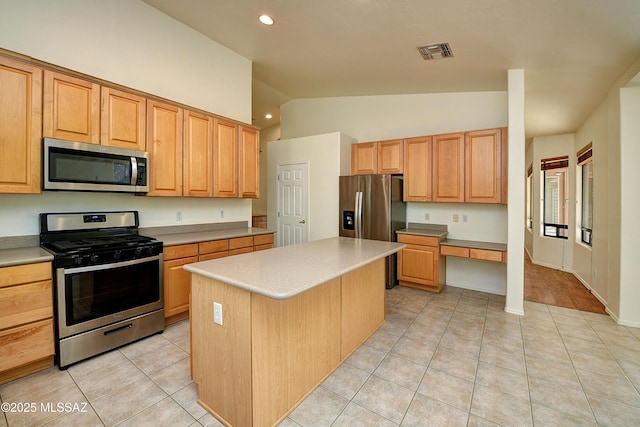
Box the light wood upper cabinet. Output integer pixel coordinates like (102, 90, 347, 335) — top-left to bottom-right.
(351, 140, 403, 175)
(147, 100, 183, 197)
(239, 126, 260, 198)
(100, 87, 146, 151)
(213, 118, 238, 198)
(0, 57, 42, 194)
(351, 142, 377, 175)
(378, 139, 403, 174)
(43, 71, 100, 144)
(465, 128, 502, 203)
(433, 132, 465, 202)
(183, 110, 213, 197)
(403, 136, 432, 202)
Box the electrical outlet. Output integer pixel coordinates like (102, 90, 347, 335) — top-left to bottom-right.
(453, 214, 459, 223)
(213, 302, 223, 325)
(462, 214, 468, 223)
(176, 211, 182, 221)
(220, 210, 225, 219)
(424, 213, 430, 221)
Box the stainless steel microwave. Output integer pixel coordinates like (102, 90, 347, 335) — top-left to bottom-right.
(43, 138, 149, 193)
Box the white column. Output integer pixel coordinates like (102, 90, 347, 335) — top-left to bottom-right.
(505, 69, 526, 315)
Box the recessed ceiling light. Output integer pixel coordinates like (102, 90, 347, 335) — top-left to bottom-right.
(265, 113, 273, 119)
(259, 14, 274, 25)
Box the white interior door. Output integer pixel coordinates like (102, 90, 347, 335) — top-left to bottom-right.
(277, 162, 309, 246)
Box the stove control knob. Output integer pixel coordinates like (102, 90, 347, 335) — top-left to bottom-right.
(134, 247, 143, 257)
(74, 256, 83, 266)
(113, 250, 122, 260)
(90, 254, 99, 262)
(144, 246, 154, 256)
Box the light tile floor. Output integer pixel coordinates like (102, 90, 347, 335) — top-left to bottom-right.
(2, 286, 640, 426)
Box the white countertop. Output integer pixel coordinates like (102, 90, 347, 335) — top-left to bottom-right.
(183, 237, 405, 300)
(0, 247, 54, 268)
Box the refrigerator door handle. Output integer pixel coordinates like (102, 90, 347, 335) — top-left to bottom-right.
(354, 191, 361, 239)
(357, 191, 364, 238)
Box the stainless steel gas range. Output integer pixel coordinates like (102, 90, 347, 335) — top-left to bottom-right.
(39, 211, 164, 368)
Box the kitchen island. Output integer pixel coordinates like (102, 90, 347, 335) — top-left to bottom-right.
(184, 237, 405, 427)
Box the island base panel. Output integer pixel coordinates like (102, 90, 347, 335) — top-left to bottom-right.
(191, 258, 387, 427)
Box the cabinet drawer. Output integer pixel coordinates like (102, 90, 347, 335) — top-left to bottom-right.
(254, 243, 274, 252)
(199, 252, 228, 261)
(0, 262, 51, 289)
(470, 248, 504, 263)
(229, 236, 253, 250)
(440, 245, 470, 258)
(397, 233, 439, 247)
(229, 247, 254, 256)
(164, 244, 199, 261)
(253, 233, 274, 246)
(0, 281, 53, 330)
(199, 240, 229, 255)
(0, 319, 54, 372)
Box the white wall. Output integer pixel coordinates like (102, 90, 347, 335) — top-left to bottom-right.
(618, 85, 640, 326)
(530, 134, 576, 271)
(280, 92, 508, 141)
(253, 124, 281, 215)
(0, 193, 251, 238)
(573, 100, 608, 305)
(267, 132, 355, 243)
(0, 0, 251, 123)
(0, 0, 254, 235)
(279, 91, 509, 295)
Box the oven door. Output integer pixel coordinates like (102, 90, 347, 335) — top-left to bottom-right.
(56, 254, 163, 339)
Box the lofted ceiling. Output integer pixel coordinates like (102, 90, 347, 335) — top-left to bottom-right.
(143, 0, 640, 138)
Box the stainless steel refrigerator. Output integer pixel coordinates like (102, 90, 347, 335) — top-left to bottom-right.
(339, 175, 406, 288)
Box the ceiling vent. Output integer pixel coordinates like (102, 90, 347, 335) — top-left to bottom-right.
(417, 43, 454, 60)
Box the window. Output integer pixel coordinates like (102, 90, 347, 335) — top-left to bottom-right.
(541, 156, 569, 239)
(526, 164, 533, 230)
(578, 144, 593, 246)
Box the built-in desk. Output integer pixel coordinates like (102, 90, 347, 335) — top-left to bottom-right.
(440, 239, 507, 263)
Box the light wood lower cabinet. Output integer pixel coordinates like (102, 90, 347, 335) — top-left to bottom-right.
(0, 262, 54, 385)
(163, 233, 275, 323)
(441, 244, 506, 263)
(397, 233, 446, 293)
(163, 244, 198, 324)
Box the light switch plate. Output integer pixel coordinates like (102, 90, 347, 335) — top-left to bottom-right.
(213, 302, 223, 325)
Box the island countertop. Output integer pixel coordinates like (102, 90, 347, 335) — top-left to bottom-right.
(183, 236, 405, 299)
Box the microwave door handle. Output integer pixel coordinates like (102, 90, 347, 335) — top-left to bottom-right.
(130, 157, 138, 185)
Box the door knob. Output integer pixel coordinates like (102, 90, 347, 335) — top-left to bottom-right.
(299, 219, 306, 224)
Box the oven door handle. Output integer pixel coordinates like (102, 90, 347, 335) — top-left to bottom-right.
(61, 254, 162, 274)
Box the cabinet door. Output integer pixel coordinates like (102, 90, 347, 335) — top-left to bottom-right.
(403, 136, 432, 202)
(163, 256, 198, 318)
(213, 118, 238, 197)
(239, 126, 260, 198)
(351, 142, 377, 175)
(0, 57, 42, 194)
(465, 128, 502, 203)
(146, 100, 183, 197)
(101, 87, 146, 151)
(183, 110, 213, 197)
(43, 71, 100, 144)
(378, 139, 403, 174)
(432, 133, 464, 202)
(397, 244, 438, 286)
